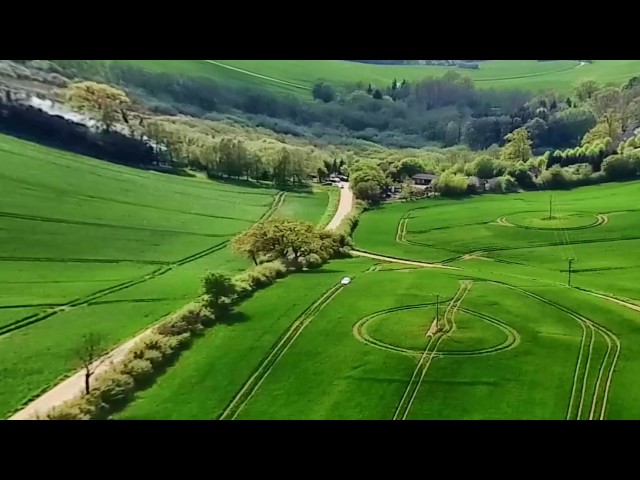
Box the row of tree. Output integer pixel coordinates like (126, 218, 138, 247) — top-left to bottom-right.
(62, 81, 329, 187)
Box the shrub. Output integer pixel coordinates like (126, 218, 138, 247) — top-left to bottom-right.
(233, 278, 254, 300)
(155, 304, 209, 336)
(92, 371, 135, 406)
(601, 154, 637, 181)
(435, 172, 468, 196)
(43, 396, 99, 420)
(119, 359, 154, 384)
(203, 272, 238, 315)
(141, 348, 164, 367)
(235, 260, 288, 292)
(304, 253, 324, 269)
(536, 165, 574, 189)
(494, 175, 518, 193)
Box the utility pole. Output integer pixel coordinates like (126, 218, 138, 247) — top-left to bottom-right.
(435, 294, 440, 328)
(549, 195, 553, 219)
(568, 258, 575, 287)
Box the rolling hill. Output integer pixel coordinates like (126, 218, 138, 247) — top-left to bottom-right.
(111, 60, 640, 97)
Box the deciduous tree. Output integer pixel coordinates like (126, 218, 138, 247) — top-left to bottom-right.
(202, 272, 238, 314)
(75, 332, 106, 395)
(66, 81, 131, 132)
(352, 180, 382, 204)
(574, 79, 600, 103)
(499, 127, 532, 164)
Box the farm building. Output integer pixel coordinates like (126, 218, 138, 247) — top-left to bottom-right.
(412, 173, 438, 187)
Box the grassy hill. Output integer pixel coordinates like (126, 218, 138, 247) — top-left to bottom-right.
(0, 133, 332, 418)
(112, 60, 640, 97)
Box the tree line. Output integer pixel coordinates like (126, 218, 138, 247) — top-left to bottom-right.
(40, 60, 628, 153)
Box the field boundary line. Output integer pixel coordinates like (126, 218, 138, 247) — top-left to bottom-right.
(203, 61, 308, 91)
(0, 210, 232, 238)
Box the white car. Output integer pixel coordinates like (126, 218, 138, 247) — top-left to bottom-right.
(341, 277, 352, 285)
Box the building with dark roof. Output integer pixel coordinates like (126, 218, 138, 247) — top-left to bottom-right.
(412, 173, 439, 186)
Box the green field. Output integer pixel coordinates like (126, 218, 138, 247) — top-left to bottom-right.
(0, 134, 332, 418)
(115, 179, 640, 420)
(113, 60, 640, 97)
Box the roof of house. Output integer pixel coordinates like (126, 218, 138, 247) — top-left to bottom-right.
(413, 173, 438, 180)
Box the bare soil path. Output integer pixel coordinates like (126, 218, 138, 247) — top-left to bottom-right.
(325, 183, 353, 231)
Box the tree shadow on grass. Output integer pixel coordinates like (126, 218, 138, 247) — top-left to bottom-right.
(299, 268, 344, 275)
(209, 177, 275, 191)
(217, 310, 250, 326)
(104, 311, 250, 419)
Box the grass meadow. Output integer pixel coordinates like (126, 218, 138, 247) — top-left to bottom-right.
(116, 179, 640, 420)
(0, 134, 332, 418)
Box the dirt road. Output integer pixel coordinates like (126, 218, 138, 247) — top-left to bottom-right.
(325, 183, 354, 231)
(9, 328, 157, 420)
(350, 250, 460, 270)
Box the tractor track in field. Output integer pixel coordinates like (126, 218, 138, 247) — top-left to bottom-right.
(355, 236, 621, 420)
(396, 212, 619, 265)
(495, 213, 608, 231)
(1, 192, 286, 338)
(9, 191, 287, 419)
(219, 280, 347, 420)
(452, 308, 521, 357)
(203, 61, 308, 91)
(352, 301, 454, 358)
(217, 187, 355, 420)
(392, 281, 472, 420)
(352, 304, 519, 359)
(0, 241, 230, 337)
(0, 210, 232, 238)
(0, 256, 171, 265)
(395, 213, 529, 267)
(492, 282, 620, 420)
